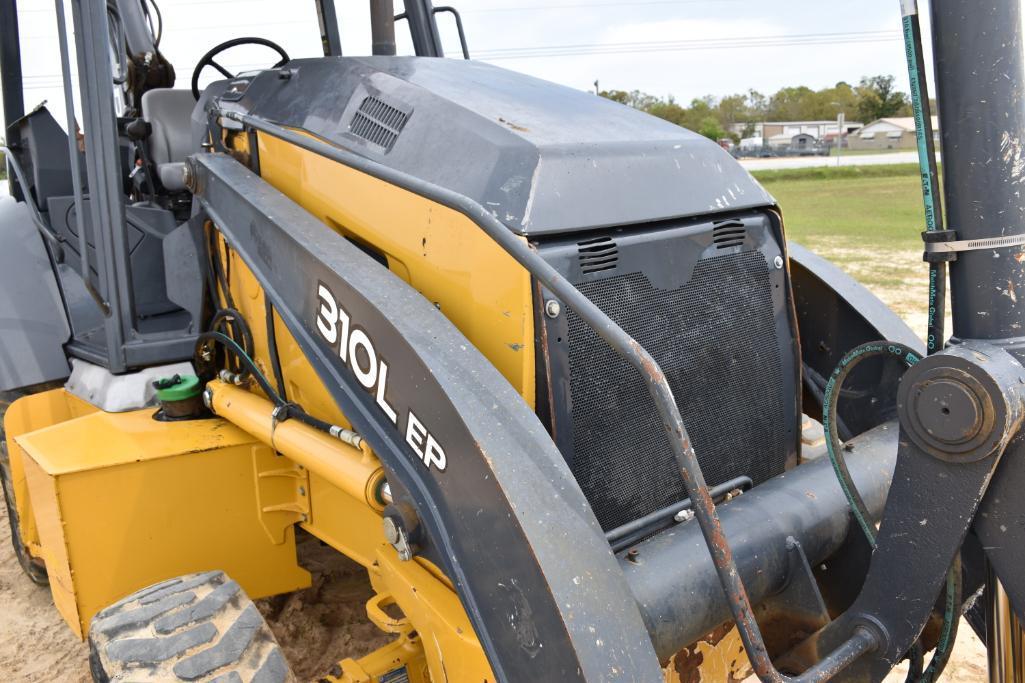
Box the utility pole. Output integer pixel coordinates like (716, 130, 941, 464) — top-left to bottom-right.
(836, 111, 845, 166)
(594, 79, 600, 95)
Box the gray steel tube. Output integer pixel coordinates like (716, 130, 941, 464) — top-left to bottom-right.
(931, 0, 1025, 342)
(621, 421, 899, 662)
(370, 0, 397, 56)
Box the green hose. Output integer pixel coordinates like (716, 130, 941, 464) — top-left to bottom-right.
(822, 339, 960, 683)
(897, 2, 961, 680)
(900, 0, 947, 355)
(821, 341, 921, 546)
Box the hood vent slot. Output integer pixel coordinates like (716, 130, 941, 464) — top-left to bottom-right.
(578, 236, 618, 274)
(349, 96, 409, 151)
(713, 220, 747, 249)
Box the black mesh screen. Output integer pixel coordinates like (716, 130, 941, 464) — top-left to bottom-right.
(566, 251, 787, 531)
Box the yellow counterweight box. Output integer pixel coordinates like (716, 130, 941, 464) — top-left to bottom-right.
(12, 394, 310, 637)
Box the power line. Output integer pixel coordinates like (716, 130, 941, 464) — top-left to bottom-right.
(18, 0, 739, 12)
(473, 30, 897, 55)
(463, 0, 742, 13)
(19, 31, 902, 87)
(471, 30, 901, 60)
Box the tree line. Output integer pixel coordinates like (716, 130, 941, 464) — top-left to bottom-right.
(600, 75, 914, 142)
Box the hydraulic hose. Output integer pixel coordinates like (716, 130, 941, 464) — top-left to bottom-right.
(0, 146, 65, 255)
(197, 328, 363, 448)
(901, 0, 946, 354)
(822, 341, 921, 544)
(822, 338, 960, 683)
(897, 3, 960, 680)
(818, 5, 958, 679)
(264, 297, 288, 400)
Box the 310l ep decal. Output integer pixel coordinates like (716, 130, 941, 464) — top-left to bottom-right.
(315, 282, 447, 472)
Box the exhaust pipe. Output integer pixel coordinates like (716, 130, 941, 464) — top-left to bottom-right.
(620, 421, 899, 661)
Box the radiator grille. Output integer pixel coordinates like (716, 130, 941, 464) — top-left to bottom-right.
(566, 251, 787, 531)
(349, 96, 408, 150)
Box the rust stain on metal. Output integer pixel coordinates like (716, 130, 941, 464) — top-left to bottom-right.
(498, 117, 529, 132)
(631, 340, 663, 382)
(666, 626, 752, 683)
(671, 645, 704, 683)
(701, 623, 733, 648)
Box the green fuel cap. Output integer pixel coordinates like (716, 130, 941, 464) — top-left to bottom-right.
(153, 374, 202, 402)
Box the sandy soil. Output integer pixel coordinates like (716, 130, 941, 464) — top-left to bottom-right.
(256, 533, 392, 681)
(0, 495, 391, 682)
(0, 494, 91, 682)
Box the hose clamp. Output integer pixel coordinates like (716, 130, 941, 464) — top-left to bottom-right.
(924, 230, 1025, 262)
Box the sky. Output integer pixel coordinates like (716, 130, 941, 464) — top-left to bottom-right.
(7, 0, 934, 132)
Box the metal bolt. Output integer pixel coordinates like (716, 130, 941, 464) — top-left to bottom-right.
(182, 163, 194, 191)
(382, 516, 400, 545)
(545, 299, 561, 318)
(773, 255, 785, 270)
(298, 486, 306, 496)
(674, 508, 695, 523)
(382, 516, 413, 561)
(202, 387, 214, 410)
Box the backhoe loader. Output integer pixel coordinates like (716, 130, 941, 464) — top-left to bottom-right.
(1, 0, 1024, 681)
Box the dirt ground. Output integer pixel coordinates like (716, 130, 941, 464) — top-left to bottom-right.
(0, 497, 390, 682)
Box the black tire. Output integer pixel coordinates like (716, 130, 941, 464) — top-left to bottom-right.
(0, 423, 49, 585)
(88, 570, 295, 683)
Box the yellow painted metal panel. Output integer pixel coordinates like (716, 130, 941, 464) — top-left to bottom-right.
(18, 408, 310, 636)
(251, 132, 536, 409)
(370, 547, 494, 682)
(17, 405, 254, 474)
(302, 470, 384, 570)
(3, 389, 96, 557)
(21, 453, 81, 636)
(663, 625, 752, 683)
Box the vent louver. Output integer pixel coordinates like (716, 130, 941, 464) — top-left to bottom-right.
(712, 220, 747, 249)
(577, 236, 618, 274)
(348, 96, 409, 151)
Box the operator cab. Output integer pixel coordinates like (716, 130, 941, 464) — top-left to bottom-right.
(2, 0, 466, 376)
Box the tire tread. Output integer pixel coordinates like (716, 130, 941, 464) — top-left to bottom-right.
(89, 571, 293, 683)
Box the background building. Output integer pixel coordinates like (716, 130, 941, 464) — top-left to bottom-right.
(848, 116, 940, 150)
(729, 120, 864, 142)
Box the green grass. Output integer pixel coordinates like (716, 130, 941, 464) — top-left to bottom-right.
(758, 163, 926, 255)
(759, 164, 926, 257)
(829, 147, 903, 157)
(751, 163, 923, 183)
(756, 162, 936, 331)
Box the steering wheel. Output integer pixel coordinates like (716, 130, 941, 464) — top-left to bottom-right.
(191, 37, 290, 100)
